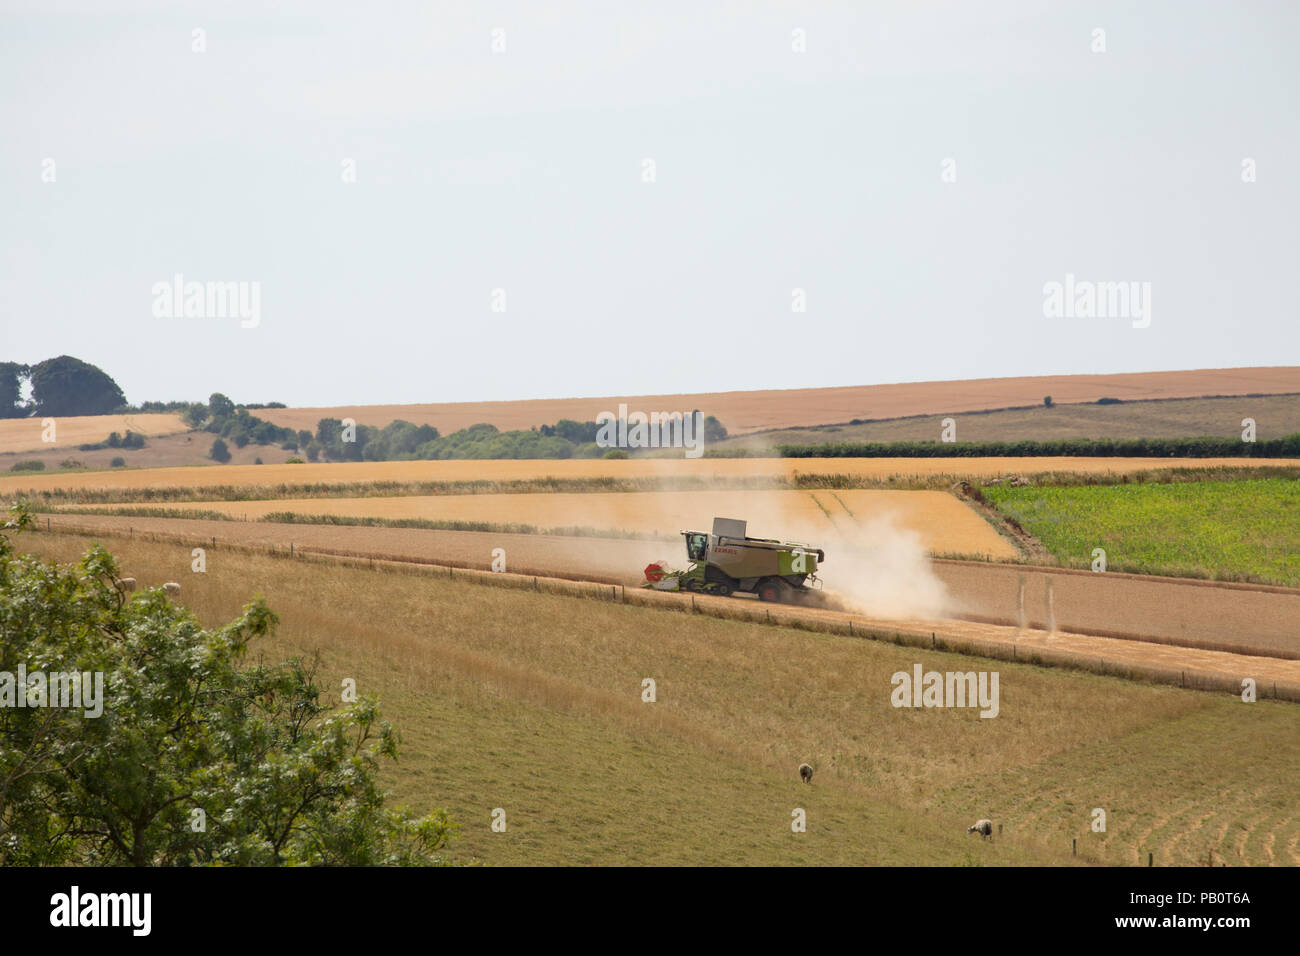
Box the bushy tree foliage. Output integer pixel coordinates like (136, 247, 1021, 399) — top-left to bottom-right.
(0, 504, 455, 866)
(0, 363, 28, 419)
(28, 356, 126, 417)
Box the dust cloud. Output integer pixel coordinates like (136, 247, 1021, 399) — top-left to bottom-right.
(632, 467, 956, 621)
(814, 515, 956, 621)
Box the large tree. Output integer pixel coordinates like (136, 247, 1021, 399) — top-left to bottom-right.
(0, 362, 28, 418)
(0, 504, 455, 866)
(27, 355, 126, 417)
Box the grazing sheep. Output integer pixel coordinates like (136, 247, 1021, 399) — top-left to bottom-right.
(967, 819, 993, 839)
(115, 577, 136, 593)
(798, 763, 813, 784)
(163, 582, 181, 596)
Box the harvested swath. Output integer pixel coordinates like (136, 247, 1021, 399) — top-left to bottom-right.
(39, 512, 1300, 661)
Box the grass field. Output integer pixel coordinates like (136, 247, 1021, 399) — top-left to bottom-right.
(983, 478, 1300, 586)
(18, 531, 1300, 865)
(717, 394, 1300, 450)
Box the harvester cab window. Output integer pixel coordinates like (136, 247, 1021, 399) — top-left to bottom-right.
(685, 533, 708, 561)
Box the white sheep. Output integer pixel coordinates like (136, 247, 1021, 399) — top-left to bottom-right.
(115, 577, 136, 593)
(163, 582, 181, 597)
(967, 819, 993, 839)
(798, 763, 813, 784)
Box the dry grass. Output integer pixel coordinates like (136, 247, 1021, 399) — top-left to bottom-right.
(18, 530, 1300, 866)
(0, 413, 186, 455)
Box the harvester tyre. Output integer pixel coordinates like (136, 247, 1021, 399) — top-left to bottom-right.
(757, 578, 785, 603)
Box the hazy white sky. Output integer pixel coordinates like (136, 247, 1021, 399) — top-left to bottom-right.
(2, 0, 1297, 406)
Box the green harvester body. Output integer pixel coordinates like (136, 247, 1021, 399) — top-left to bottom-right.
(643, 517, 825, 603)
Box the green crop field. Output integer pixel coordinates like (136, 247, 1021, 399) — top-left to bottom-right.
(983, 478, 1300, 586)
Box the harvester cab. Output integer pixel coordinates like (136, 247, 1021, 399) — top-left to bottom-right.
(642, 517, 825, 604)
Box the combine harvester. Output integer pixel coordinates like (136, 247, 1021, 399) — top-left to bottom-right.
(643, 517, 827, 605)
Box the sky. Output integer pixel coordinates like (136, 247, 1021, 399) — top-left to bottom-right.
(2, 0, 1297, 407)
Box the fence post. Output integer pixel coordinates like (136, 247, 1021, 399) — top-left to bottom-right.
(1148, 852, 1153, 867)
(1072, 838, 1077, 856)
(1016, 575, 1026, 630)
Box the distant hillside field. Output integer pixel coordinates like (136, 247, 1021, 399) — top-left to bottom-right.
(254, 367, 1300, 436)
(0, 413, 186, 455)
(718, 393, 1300, 450)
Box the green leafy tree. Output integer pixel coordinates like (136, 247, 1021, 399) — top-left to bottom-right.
(210, 438, 232, 462)
(0, 503, 455, 866)
(702, 415, 728, 443)
(0, 362, 28, 418)
(183, 402, 209, 428)
(27, 356, 126, 417)
(208, 392, 236, 421)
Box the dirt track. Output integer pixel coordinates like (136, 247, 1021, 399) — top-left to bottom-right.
(39, 514, 1300, 689)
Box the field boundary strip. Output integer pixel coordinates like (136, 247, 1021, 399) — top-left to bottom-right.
(32, 521, 1300, 704)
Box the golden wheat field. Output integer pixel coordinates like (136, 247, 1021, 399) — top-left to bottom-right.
(0, 413, 187, 454)
(5, 455, 1298, 494)
(110, 488, 1017, 558)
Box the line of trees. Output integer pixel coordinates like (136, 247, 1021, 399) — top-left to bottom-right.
(296, 413, 727, 462)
